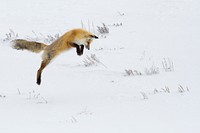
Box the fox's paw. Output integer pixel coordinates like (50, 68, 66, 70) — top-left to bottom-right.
(36, 77, 41, 85)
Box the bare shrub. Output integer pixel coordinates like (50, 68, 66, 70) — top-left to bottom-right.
(140, 92, 148, 100)
(161, 86, 170, 93)
(162, 58, 174, 72)
(83, 54, 98, 67)
(144, 65, 159, 75)
(111, 22, 123, 27)
(43, 34, 59, 43)
(117, 11, 125, 16)
(0, 94, 6, 98)
(140, 85, 189, 100)
(97, 23, 109, 34)
(125, 69, 142, 76)
(26, 31, 59, 44)
(125, 65, 158, 76)
(81, 20, 96, 35)
(178, 85, 189, 93)
(83, 54, 107, 68)
(27, 90, 48, 104)
(3, 29, 18, 42)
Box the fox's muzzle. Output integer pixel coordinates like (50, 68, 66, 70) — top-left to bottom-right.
(90, 35, 98, 39)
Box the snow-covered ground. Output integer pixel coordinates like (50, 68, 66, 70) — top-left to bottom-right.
(0, 0, 200, 133)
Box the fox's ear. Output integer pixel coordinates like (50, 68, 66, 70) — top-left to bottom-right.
(90, 35, 98, 39)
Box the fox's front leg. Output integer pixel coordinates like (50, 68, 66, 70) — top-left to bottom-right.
(70, 42, 84, 56)
(75, 44, 84, 56)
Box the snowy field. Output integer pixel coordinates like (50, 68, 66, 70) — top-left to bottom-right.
(0, 0, 200, 133)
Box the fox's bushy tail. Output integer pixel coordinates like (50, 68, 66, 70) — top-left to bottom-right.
(12, 39, 48, 53)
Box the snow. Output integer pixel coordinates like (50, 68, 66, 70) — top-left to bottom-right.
(0, 0, 200, 133)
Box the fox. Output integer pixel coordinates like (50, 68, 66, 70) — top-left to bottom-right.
(12, 28, 98, 85)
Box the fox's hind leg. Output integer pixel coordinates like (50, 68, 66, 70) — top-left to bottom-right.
(36, 59, 50, 85)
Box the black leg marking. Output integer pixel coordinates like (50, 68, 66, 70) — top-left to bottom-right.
(36, 74, 41, 85)
(76, 45, 84, 56)
(70, 43, 84, 56)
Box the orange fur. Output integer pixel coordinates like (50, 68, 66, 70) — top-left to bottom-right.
(12, 28, 98, 85)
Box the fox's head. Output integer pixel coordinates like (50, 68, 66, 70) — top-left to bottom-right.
(73, 29, 98, 50)
(85, 34, 98, 50)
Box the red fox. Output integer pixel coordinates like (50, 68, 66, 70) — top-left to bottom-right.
(12, 28, 98, 85)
